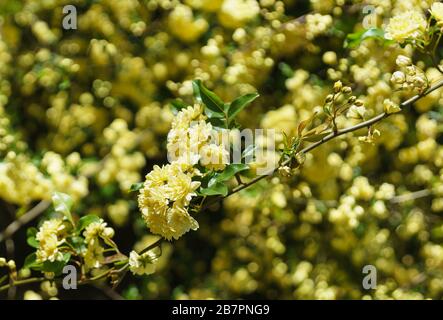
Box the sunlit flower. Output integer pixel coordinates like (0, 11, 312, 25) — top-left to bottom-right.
(430, 2, 443, 23)
(129, 250, 157, 276)
(36, 219, 66, 263)
(385, 11, 426, 43)
(138, 163, 200, 240)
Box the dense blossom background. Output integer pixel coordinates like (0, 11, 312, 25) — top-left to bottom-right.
(0, 0, 442, 299)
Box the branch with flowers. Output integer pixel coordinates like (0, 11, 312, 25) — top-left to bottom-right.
(2, 2, 443, 296)
(3, 74, 442, 294)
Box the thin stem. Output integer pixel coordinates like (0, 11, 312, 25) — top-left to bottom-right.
(235, 174, 243, 185)
(390, 189, 432, 204)
(138, 238, 162, 255)
(0, 262, 130, 293)
(201, 78, 443, 210)
(0, 277, 45, 292)
(0, 200, 51, 243)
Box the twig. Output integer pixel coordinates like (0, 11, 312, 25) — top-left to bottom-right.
(0, 277, 45, 292)
(0, 200, 51, 243)
(93, 283, 124, 300)
(201, 78, 443, 210)
(390, 189, 432, 204)
(6, 238, 16, 300)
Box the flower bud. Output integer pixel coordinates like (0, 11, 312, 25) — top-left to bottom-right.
(354, 99, 364, 106)
(346, 105, 366, 119)
(333, 80, 343, 93)
(413, 76, 426, 88)
(383, 99, 401, 114)
(7, 260, 16, 270)
(0, 257, 6, 267)
(391, 71, 406, 84)
(295, 152, 306, 165)
(278, 166, 292, 177)
(342, 86, 352, 94)
(19, 268, 31, 279)
(395, 55, 412, 67)
(104, 227, 115, 238)
(405, 66, 416, 76)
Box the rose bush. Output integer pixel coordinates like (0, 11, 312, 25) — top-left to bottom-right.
(0, 0, 442, 300)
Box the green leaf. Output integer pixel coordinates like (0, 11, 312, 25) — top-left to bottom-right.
(170, 99, 187, 114)
(76, 214, 101, 233)
(123, 285, 141, 300)
(228, 93, 259, 121)
(68, 236, 87, 254)
(278, 62, 294, 78)
(192, 80, 203, 104)
(207, 117, 226, 127)
(195, 80, 225, 116)
(100, 183, 118, 199)
(27, 236, 39, 249)
(344, 28, 391, 48)
(214, 164, 249, 182)
(298, 112, 318, 137)
(42, 253, 71, 275)
(129, 182, 144, 192)
(199, 182, 228, 197)
(52, 192, 74, 225)
(24, 253, 39, 269)
(59, 79, 71, 90)
(27, 227, 38, 239)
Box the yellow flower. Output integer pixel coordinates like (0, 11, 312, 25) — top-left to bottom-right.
(82, 219, 114, 269)
(143, 201, 199, 241)
(430, 2, 443, 23)
(199, 144, 230, 171)
(168, 5, 208, 42)
(383, 99, 401, 114)
(36, 218, 66, 263)
(396, 55, 412, 67)
(83, 219, 114, 244)
(385, 11, 426, 43)
(346, 105, 366, 119)
(185, 0, 223, 12)
(84, 241, 105, 269)
(218, 0, 260, 29)
(138, 163, 200, 240)
(390, 71, 406, 84)
(129, 250, 158, 276)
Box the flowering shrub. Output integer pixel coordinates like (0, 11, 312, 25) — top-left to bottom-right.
(0, 0, 443, 300)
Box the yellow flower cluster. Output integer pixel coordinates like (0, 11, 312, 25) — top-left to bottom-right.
(83, 219, 115, 269)
(168, 4, 209, 42)
(390, 55, 428, 92)
(138, 163, 200, 240)
(168, 104, 229, 170)
(36, 219, 66, 263)
(385, 11, 427, 43)
(0, 150, 87, 205)
(138, 103, 231, 240)
(0, 0, 442, 300)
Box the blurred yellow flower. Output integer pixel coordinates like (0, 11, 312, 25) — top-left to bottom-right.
(385, 11, 426, 43)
